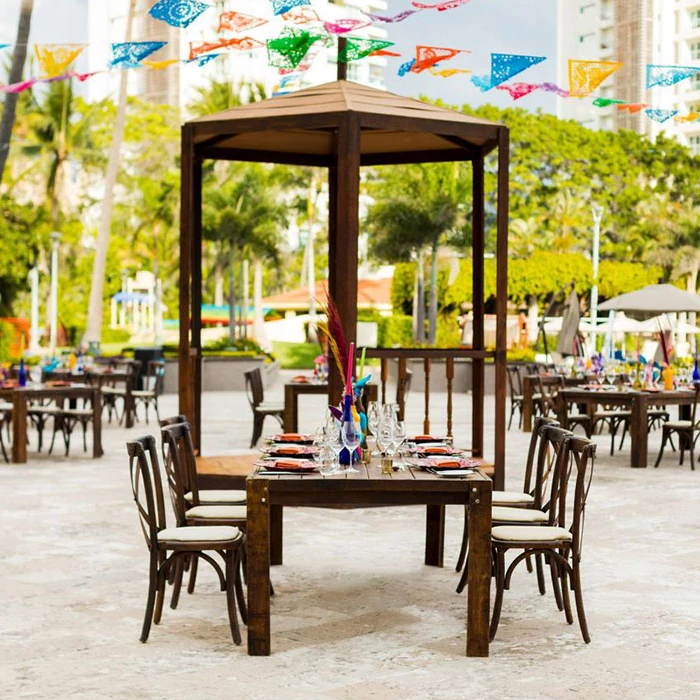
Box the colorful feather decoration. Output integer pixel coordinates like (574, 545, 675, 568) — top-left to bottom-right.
(316, 291, 350, 382)
(657, 319, 670, 366)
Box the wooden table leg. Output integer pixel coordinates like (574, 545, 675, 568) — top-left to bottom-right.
(630, 394, 649, 468)
(466, 479, 491, 657)
(283, 385, 295, 433)
(124, 385, 135, 429)
(12, 392, 27, 464)
(92, 388, 103, 458)
(270, 504, 283, 566)
(522, 376, 533, 432)
(424, 505, 445, 567)
(247, 478, 271, 655)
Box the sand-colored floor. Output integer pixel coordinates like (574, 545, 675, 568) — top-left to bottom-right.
(2, 372, 700, 699)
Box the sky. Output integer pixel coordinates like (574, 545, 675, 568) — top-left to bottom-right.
(0, 0, 558, 113)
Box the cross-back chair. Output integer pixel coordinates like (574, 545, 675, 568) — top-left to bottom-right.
(132, 360, 165, 424)
(126, 435, 246, 644)
(489, 433, 597, 643)
(654, 382, 700, 469)
(455, 416, 559, 581)
(243, 368, 283, 448)
(506, 365, 526, 430)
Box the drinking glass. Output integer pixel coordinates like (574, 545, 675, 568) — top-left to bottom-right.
(376, 423, 392, 460)
(341, 419, 361, 473)
(393, 421, 407, 469)
(366, 401, 380, 438)
(326, 421, 344, 474)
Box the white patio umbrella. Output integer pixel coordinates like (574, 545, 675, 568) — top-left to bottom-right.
(598, 284, 700, 314)
(596, 311, 646, 333)
(638, 315, 700, 334)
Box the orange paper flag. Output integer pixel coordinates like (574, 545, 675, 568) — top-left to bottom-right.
(34, 44, 86, 78)
(189, 36, 264, 61)
(568, 59, 622, 97)
(412, 45, 468, 73)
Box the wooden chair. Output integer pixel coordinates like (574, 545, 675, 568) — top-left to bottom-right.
(101, 360, 141, 425)
(654, 383, 700, 469)
(506, 364, 533, 430)
(557, 391, 592, 438)
(0, 400, 10, 462)
(161, 422, 248, 604)
(244, 368, 283, 448)
(126, 436, 246, 644)
(455, 416, 559, 581)
(132, 360, 165, 424)
(591, 404, 631, 457)
(490, 435, 597, 643)
(48, 393, 97, 457)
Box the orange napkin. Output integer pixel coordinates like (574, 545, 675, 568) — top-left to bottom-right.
(277, 433, 303, 442)
(413, 435, 437, 441)
(432, 458, 462, 468)
(291, 375, 309, 383)
(271, 459, 303, 469)
(424, 446, 451, 455)
(276, 445, 303, 455)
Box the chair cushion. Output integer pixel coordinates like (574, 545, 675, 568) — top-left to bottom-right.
(158, 525, 242, 543)
(258, 402, 283, 411)
(593, 410, 631, 418)
(101, 387, 126, 395)
(492, 506, 548, 523)
(185, 489, 247, 505)
(185, 505, 247, 520)
(132, 390, 155, 397)
(492, 490, 535, 506)
(0, 401, 13, 411)
(492, 525, 572, 543)
(663, 421, 693, 429)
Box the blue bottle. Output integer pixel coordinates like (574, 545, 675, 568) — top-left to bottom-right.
(339, 393, 356, 466)
(18, 358, 27, 387)
(693, 354, 700, 383)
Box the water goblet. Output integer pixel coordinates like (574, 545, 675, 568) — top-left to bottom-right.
(341, 419, 361, 473)
(393, 421, 407, 469)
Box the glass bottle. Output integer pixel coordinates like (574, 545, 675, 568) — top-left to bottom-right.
(18, 358, 27, 387)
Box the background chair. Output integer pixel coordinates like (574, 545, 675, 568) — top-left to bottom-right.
(244, 368, 283, 448)
(126, 436, 246, 644)
(132, 360, 165, 424)
(654, 382, 700, 469)
(489, 435, 597, 643)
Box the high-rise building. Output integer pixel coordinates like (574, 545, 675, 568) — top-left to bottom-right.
(87, 0, 389, 114)
(556, 0, 700, 154)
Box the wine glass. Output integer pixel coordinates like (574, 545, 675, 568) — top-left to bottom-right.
(376, 423, 392, 460)
(341, 419, 361, 473)
(366, 401, 379, 438)
(393, 421, 407, 469)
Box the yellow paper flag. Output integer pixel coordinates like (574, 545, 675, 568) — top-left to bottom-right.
(34, 44, 86, 79)
(675, 112, 700, 123)
(568, 59, 622, 97)
(143, 59, 179, 70)
(428, 67, 472, 77)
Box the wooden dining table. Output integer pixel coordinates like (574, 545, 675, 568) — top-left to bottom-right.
(557, 386, 696, 468)
(283, 381, 378, 433)
(245, 462, 493, 657)
(0, 384, 103, 463)
(43, 368, 137, 428)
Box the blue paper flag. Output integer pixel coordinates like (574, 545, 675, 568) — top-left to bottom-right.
(186, 53, 221, 66)
(397, 58, 416, 76)
(646, 64, 700, 88)
(270, 0, 310, 16)
(645, 108, 678, 123)
(0, 44, 9, 50)
(110, 41, 167, 67)
(474, 53, 546, 91)
(149, 0, 210, 28)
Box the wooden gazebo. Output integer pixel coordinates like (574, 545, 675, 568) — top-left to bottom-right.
(179, 79, 509, 487)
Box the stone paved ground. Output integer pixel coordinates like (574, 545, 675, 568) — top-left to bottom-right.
(3, 371, 700, 699)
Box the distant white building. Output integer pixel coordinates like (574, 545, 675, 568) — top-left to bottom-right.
(556, 0, 700, 154)
(87, 0, 389, 113)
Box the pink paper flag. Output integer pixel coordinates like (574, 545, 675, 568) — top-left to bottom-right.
(0, 78, 38, 93)
(412, 0, 472, 10)
(364, 9, 418, 23)
(496, 82, 540, 100)
(323, 19, 370, 35)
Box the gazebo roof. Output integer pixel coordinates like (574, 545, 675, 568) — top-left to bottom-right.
(187, 80, 504, 167)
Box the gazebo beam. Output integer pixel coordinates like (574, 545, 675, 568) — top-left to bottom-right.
(327, 114, 361, 405)
(471, 154, 485, 460)
(360, 149, 473, 166)
(192, 113, 343, 140)
(494, 127, 510, 490)
(199, 147, 331, 168)
(359, 113, 500, 142)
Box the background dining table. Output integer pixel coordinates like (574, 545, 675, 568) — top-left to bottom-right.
(558, 386, 696, 468)
(0, 383, 103, 463)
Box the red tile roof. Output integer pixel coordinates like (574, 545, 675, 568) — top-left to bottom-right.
(262, 278, 393, 311)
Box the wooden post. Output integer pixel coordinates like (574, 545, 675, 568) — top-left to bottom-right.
(471, 154, 485, 459)
(466, 477, 491, 656)
(327, 114, 360, 406)
(179, 125, 196, 430)
(337, 37, 348, 81)
(423, 357, 431, 435)
(494, 127, 510, 490)
(246, 477, 271, 655)
(446, 357, 454, 439)
(192, 155, 203, 453)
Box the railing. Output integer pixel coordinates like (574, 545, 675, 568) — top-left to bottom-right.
(363, 348, 495, 440)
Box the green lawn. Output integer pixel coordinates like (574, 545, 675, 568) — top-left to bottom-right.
(272, 342, 321, 369)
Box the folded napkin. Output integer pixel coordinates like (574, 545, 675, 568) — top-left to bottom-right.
(291, 375, 309, 383)
(274, 445, 303, 455)
(276, 433, 304, 442)
(272, 459, 305, 469)
(431, 458, 462, 468)
(424, 446, 451, 455)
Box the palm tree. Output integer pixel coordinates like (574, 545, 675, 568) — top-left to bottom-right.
(22, 81, 104, 223)
(366, 163, 467, 344)
(187, 80, 267, 118)
(85, 0, 137, 348)
(0, 0, 34, 185)
(202, 164, 287, 344)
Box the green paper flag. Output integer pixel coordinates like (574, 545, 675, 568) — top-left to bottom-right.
(592, 97, 625, 107)
(339, 37, 395, 63)
(267, 28, 324, 69)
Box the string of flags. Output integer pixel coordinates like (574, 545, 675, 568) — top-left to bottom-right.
(0, 0, 698, 125)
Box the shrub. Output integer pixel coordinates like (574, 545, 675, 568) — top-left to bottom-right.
(377, 314, 413, 347)
(0, 320, 13, 363)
